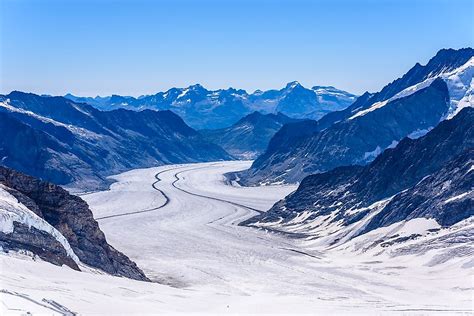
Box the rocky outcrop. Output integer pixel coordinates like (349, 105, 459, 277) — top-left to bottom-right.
(0, 222, 79, 270)
(361, 148, 473, 233)
(0, 166, 149, 281)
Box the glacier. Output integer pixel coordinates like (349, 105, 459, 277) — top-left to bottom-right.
(1, 161, 470, 314)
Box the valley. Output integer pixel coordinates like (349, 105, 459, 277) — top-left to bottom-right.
(2, 161, 470, 314)
(1, 1, 472, 313)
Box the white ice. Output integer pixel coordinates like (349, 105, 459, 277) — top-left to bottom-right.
(1, 162, 471, 314)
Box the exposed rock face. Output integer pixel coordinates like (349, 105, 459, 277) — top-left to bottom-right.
(0, 92, 231, 189)
(200, 111, 299, 159)
(0, 166, 149, 281)
(244, 107, 474, 234)
(237, 48, 474, 185)
(0, 222, 79, 270)
(362, 149, 473, 233)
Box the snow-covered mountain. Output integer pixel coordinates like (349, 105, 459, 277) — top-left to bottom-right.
(243, 107, 473, 257)
(200, 111, 300, 159)
(237, 48, 474, 185)
(0, 166, 148, 281)
(65, 82, 356, 129)
(0, 91, 231, 189)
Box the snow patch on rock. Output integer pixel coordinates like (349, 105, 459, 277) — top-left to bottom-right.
(0, 185, 80, 264)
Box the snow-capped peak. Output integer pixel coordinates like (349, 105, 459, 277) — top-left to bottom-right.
(285, 81, 302, 90)
(349, 56, 474, 120)
(188, 83, 205, 91)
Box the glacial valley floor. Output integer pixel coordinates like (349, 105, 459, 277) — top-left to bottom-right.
(0, 161, 471, 314)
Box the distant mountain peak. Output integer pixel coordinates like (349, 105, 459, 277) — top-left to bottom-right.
(245, 110, 264, 118)
(432, 47, 473, 59)
(285, 81, 303, 90)
(423, 47, 473, 75)
(188, 83, 206, 91)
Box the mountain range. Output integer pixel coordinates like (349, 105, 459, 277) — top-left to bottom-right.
(65, 82, 356, 130)
(0, 47, 472, 311)
(236, 48, 474, 185)
(0, 92, 231, 189)
(200, 111, 300, 159)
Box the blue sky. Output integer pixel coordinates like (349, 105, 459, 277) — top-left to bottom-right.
(1, 0, 473, 96)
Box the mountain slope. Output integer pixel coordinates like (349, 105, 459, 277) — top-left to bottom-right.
(238, 48, 474, 184)
(65, 82, 356, 129)
(0, 166, 149, 281)
(243, 108, 474, 246)
(361, 149, 473, 233)
(200, 112, 299, 159)
(239, 78, 451, 184)
(0, 92, 231, 189)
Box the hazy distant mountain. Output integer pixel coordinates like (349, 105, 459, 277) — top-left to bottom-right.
(0, 92, 231, 189)
(200, 112, 300, 159)
(236, 48, 474, 185)
(65, 83, 357, 129)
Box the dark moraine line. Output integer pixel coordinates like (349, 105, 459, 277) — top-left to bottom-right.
(0, 290, 77, 316)
(279, 248, 322, 259)
(95, 167, 180, 220)
(170, 167, 313, 241)
(96, 163, 262, 221)
(171, 168, 264, 215)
